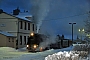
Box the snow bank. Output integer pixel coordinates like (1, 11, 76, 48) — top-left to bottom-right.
(0, 47, 17, 52)
(1, 46, 89, 60)
(45, 51, 89, 60)
(72, 44, 90, 54)
(45, 51, 80, 60)
(17, 47, 27, 52)
(45, 45, 90, 60)
(0, 47, 26, 60)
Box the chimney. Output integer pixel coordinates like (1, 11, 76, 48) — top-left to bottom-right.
(0, 9, 3, 14)
(13, 7, 20, 15)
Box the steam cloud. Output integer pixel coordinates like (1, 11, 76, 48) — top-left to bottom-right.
(30, 0, 51, 33)
(39, 34, 57, 49)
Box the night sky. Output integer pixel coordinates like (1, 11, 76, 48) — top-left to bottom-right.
(0, 0, 90, 39)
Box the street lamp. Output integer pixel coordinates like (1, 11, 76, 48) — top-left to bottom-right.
(69, 22, 76, 44)
(78, 28, 84, 40)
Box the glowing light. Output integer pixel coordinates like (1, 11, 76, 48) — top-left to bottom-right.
(40, 47, 43, 51)
(33, 44, 37, 49)
(78, 29, 80, 31)
(82, 28, 84, 31)
(27, 45, 29, 47)
(31, 33, 34, 36)
(78, 28, 84, 32)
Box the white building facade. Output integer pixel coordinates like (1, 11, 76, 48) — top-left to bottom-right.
(0, 9, 36, 49)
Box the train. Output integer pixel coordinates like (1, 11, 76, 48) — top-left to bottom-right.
(26, 33, 48, 52)
(26, 33, 72, 52)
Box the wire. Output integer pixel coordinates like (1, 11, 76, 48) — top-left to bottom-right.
(43, 12, 89, 21)
(0, 12, 89, 22)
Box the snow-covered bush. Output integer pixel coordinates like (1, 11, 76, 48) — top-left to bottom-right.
(45, 51, 80, 60)
(45, 51, 89, 60)
(45, 44, 90, 60)
(72, 44, 90, 54)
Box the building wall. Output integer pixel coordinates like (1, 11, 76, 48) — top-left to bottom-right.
(18, 20, 36, 33)
(16, 19, 36, 48)
(0, 34, 16, 48)
(0, 13, 17, 32)
(6, 37, 16, 48)
(17, 33, 29, 48)
(0, 13, 37, 48)
(0, 34, 7, 47)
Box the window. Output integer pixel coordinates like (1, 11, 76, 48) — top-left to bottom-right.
(12, 38, 14, 42)
(9, 38, 10, 42)
(24, 36, 26, 45)
(20, 36, 22, 45)
(32, 24, 34, 31)
(20, 21, 23, 29)
(36, 26, 37, 30)
(28, 36, 29, 38)
(24, 22, 27, 30)
(27, 36, 29, 43)
(16, 39, 18, 45)
(28, 23, 30, 30)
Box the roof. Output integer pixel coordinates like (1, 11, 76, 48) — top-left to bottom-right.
(0, 30, 16, 37)
(2, 12, 32, 22)
(12, 12, 32, 22)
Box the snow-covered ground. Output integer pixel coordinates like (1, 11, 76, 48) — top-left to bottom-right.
(0, 46, 90, 60)
(0, 46, 73, 60)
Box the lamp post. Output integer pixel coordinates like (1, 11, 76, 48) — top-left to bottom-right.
(69, 22, 76, 44)
(78, 28, 84, 40)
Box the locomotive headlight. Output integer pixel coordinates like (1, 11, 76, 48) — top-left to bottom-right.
(27, 45, 29, 47)
(33, 44, 37, 49)
(31, 33, 34, 36)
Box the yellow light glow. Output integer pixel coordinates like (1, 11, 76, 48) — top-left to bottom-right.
(31, 33, 34, 36)
(82, 29, 84, 31)
(78, 29, 80, 31)
(27, 45, 29, 47)
(33, 44, 37, 49)
(40, 47, 43, 51)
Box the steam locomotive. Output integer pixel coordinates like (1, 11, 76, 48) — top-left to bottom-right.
(26, 33, 71, 52)
(27, 33, 48, 52)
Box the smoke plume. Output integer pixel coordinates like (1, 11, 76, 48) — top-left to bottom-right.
(30, 0, 51, 33)
(38, 34, 57, 49)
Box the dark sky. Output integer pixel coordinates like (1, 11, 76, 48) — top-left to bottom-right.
(0, 0, 90, 39)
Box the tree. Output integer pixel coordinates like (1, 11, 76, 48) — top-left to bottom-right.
(84, 11, 90, 43)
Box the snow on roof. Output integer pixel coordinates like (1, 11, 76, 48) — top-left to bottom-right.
(12, 12, 32, 22)
(2, 12, 32, 22)
(0, 30, 15, 37)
